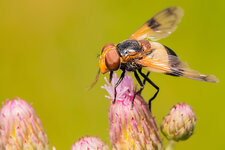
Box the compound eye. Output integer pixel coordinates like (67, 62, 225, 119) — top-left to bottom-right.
(105, 49, 120, 71)
(102, 43, 115, 54)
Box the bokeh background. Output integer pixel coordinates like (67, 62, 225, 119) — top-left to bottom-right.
(0, 0, 224, 149)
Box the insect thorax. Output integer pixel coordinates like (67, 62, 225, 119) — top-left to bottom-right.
(116, 40, 142, 57)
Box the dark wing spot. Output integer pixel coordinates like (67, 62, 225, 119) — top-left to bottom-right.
(164, 45, 183, 76)
(166, 7, 174, 15)
(164, 45, 180, 67)
(147, 18, 160, 30)
(166, 68, 183, 76)
(164, 45, 177, 56)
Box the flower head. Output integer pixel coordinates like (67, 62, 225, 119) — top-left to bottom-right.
(102, 73, 135, 102)
(102, 73, 163, 150)
(161, 103, 197, 141)
(71, 136, 108, 150)
(0, 98, 49, 150)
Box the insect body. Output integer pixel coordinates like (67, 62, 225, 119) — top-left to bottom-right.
(94, 7, 218, 110)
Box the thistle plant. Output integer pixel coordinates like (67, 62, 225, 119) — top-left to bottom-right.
(0, 73, 197, 150)
(102, 74, 162, 150)
(0, 98, 49, 150)
(161, 103, 196, 150)
(101, 73, 197, 150)
(71, 136, 108, 150)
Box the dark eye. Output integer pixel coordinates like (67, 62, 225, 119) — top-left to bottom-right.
(105, 49, 121, 71)
(102, 43, 115, 54)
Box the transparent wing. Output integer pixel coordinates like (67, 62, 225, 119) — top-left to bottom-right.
(129, 7, 184, 41)
(136, 42, 218, 83)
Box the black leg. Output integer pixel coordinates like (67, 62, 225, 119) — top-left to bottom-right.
(109, 71, 113, 83)
(138, 69, 159, 111)
(143, 71, 150, 85)
(113, 70, 126, 104)
(132, 71, 144, 108)
(140, 71, 150, 95)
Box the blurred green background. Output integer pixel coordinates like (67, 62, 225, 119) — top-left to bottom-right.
(0, 0, 224, 149)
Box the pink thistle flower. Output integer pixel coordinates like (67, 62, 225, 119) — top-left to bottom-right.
(71, 136, 109, 150)
(0, 98, 49, 150)
(161, 103, 197, 142)
(102, 73, 163, 150)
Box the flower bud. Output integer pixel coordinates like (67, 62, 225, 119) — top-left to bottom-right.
(71, 136, 108, 150)
(161, 103, 196, 141)
(102, 73, 163, 150)
(0, 98, 49, 150)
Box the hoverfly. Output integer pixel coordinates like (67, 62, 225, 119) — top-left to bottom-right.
(91, 7, 218, 110)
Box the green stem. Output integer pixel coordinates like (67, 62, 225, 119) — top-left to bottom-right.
(165, 140, 176, 150)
